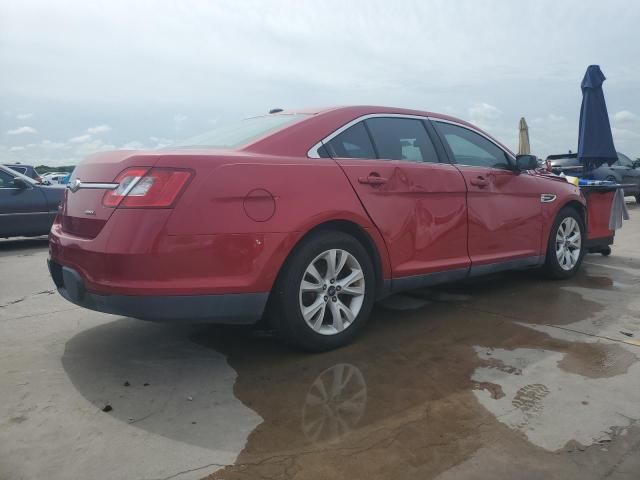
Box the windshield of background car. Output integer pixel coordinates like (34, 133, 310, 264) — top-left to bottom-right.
(170, 114, 307, 149)
(615, 153, 633, 167)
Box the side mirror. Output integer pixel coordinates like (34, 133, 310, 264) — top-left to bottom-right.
(515, 154, 538, 171)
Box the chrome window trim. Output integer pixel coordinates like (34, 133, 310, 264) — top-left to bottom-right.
(307, 114, 516, 164)
(0, 211, 52, 216)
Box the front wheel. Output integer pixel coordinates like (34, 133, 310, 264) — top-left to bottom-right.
(544, 207, 585, 279)
(269, 231, 375, 351)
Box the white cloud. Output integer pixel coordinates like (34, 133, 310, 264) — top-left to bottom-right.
(9, 146, 25, 152)
(468, 103, 501, 121)
(613, 110, 638, 124)
(6, 126, 37, 135)
(121, 140, 144, 149)
(16, 112, 33, 120)
(69, 134, 92, 143)
(612, 127, 640, 141)
(87, 124, 111, 134)
(41, 139, 69, 149)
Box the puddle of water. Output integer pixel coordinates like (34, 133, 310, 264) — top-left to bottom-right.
(558, 343, 636, 379)
(472, 346, 640, 451)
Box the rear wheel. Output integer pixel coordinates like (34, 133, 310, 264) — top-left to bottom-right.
(544, 207, 585, 279)
(269, 231, 375, 351)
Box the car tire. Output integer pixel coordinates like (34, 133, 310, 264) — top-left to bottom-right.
(269, 230, 375, 352)
(543, 207, 585, 279)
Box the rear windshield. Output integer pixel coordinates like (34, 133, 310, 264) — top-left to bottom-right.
(171, 114, 307, 149)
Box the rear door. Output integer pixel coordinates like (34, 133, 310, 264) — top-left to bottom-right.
(323, 116, 470, 282)
(432, 121, 543, 269)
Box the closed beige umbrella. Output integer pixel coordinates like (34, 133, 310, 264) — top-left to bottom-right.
(518, 117, 530, 155)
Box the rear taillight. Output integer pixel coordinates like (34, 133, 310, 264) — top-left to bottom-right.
(102, 167, 192, 208)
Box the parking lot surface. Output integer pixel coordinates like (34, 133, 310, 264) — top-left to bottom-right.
(2, 203, 640, 480)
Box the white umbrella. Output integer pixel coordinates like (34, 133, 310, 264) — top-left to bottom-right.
(518, 117, 530, 155)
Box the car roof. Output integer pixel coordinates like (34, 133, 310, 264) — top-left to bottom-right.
(279, 105, 470, 122)
(244, 105, 513, 157)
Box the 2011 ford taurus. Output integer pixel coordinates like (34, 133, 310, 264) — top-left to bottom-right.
(48, 106, 586, 351)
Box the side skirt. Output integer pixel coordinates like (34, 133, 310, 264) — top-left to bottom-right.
(390, 255, 544, 294)
(468, 255, 545, 277)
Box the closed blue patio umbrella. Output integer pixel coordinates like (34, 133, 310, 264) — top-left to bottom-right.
(577, 65, 617, 173)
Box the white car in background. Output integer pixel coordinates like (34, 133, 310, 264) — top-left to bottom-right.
(42, 172, 69, 184)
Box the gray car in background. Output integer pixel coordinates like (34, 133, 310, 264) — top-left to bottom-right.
(0, 165, 65, 238)
(546, 152, 640, 201)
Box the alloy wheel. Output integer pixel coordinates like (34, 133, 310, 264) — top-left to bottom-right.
(555, 217, 582, 271)
(298, 249, 365, 335)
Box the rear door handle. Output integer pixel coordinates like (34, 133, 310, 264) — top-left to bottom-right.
(470, 176, 489, 187)
(358, 174, 388, 185)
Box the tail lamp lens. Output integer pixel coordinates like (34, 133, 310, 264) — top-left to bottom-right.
(102, 167, 192, 208)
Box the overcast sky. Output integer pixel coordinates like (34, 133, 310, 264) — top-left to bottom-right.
(1, 0, 639, 166)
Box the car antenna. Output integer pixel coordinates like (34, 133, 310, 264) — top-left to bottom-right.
(269, 108, 284, 114)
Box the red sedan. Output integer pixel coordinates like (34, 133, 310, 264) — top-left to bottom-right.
(49, 106, 586, 350)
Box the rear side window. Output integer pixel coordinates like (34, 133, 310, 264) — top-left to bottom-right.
(435, 122, 511, 169)
(7, 166, 27, 175)
(366, 117, 438, 162)
(323, 122, 376, 159)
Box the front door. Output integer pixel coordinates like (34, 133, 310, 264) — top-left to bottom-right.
(0, 170, 50, 237)
(432, 121, 543, 268)
(321, 117, 470, 281)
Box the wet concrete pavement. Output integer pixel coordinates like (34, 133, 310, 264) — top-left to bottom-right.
(1, 202, 640, 479)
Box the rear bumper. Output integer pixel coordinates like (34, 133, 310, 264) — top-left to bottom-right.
(48, 259, 268, 324)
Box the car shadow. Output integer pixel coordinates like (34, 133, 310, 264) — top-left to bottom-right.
(0, 236, 49, 253)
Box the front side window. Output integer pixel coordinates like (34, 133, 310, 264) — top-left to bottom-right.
(323, 122, 376, 159)
(435, 122, 511, 169)
(0, 171, 17, 188)
(366, 117, 438, 162)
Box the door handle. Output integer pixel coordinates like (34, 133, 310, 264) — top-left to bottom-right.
(358, 174, 388, 185)
(470, 176, 489, 187)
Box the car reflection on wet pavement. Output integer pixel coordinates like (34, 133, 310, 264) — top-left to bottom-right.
(1, 204, 640, 480)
